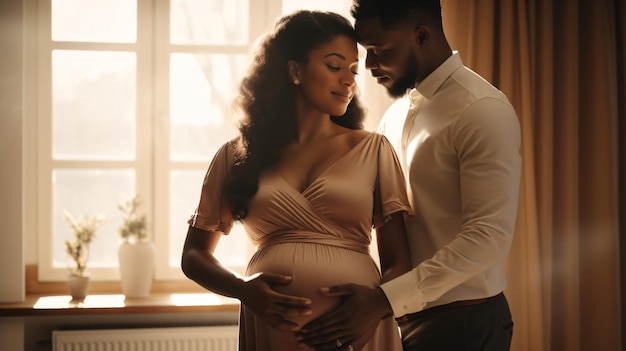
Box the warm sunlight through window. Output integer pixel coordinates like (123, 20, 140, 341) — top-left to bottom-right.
(170, 0, 248, 45)
(52, 0, 136, 43)
(33, 0, 361, 285)
(170, 293, 228, 306)
(34, 295, 126, 309)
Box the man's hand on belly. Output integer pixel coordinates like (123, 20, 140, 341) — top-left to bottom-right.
(295, 284, 392, 350)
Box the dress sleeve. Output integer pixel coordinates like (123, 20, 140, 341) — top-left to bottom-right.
(372, 134, 412, 228)
(187, 141, 235, 234)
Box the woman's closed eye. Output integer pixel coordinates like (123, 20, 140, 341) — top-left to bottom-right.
(326, 64, 359, 76)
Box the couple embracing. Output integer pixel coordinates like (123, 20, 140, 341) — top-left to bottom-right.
(182, 1, 521, 350)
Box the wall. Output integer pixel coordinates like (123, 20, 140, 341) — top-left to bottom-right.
(1, 311, 238, 351)
(0, 0, 25, 303)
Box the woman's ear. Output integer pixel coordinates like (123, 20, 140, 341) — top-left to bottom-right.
(287, 60, 301, 85)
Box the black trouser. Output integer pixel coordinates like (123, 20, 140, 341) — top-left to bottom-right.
(398, 293, 513, 351)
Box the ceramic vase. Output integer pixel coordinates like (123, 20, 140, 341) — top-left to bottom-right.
(118, 240, 155, 298)
(68, 274, 90, 300)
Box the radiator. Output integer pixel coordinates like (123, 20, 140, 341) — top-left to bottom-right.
(52, 325, 238, 351)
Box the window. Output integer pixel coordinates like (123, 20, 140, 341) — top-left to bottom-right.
(30, 0, 377, 283)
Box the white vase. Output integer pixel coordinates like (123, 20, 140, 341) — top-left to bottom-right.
(118, 240, 155, 298)
(68, 274, 90, 300)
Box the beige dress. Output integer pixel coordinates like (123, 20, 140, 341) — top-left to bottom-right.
(189, 132, 410, 351)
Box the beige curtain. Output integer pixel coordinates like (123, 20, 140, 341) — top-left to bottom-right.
(442, 1, 625, 350)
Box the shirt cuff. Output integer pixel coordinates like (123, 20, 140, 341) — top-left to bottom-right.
(380, 270, 427, 318)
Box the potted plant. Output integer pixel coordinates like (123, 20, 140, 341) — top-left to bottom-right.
(117, 193, 154, 298)
(63, 210, 105, 300)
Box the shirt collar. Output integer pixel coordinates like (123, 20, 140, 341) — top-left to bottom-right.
(411, 51, 463, 101)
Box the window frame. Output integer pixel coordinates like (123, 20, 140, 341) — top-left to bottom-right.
(152, 0, 278, 280)
(35, 0, 155, 281)
(32, 0, 277, 282)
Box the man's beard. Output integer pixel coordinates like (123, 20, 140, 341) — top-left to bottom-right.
(386, 70, 419, 98)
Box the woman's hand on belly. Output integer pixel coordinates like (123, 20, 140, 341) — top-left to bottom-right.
(271, 272, 347, 329)
(240, 272, 313, 331)
(247, 243, 382, 330)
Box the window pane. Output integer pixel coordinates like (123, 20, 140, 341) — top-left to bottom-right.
(170, 0, 248, 45)
(52, 50, 136, 160)
(169, 170, 250, 268)
(53, 169, 135, 269)
(52, 0, 137, 43)
(212, 224, 250, 269)
(170, 53, 246, 161)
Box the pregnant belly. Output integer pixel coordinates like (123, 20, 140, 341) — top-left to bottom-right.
(247, 242, 381, 328)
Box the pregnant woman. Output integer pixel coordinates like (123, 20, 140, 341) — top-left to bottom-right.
(181, 10, 411, 351)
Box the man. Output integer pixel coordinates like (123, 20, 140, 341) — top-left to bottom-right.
(296, 1, 522, 350)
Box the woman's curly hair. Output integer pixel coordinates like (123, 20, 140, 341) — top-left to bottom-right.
(223, 10, 366, 220)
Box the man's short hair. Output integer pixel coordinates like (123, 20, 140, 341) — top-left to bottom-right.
(351, 0, 442, 29)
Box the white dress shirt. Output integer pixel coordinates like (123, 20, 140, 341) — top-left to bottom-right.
(378, 52, 522, 317)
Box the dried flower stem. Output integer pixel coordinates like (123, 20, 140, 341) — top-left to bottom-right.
(118, 193, 147, 242)
(63, 210, 105, 276)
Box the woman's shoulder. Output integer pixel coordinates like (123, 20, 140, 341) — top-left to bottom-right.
(349, 130, 393, 147)
(206, 137, 243, 170)
(335, 130, 396, 154)
(354, 132, 399, 157)
(341, 129, 381, 146)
